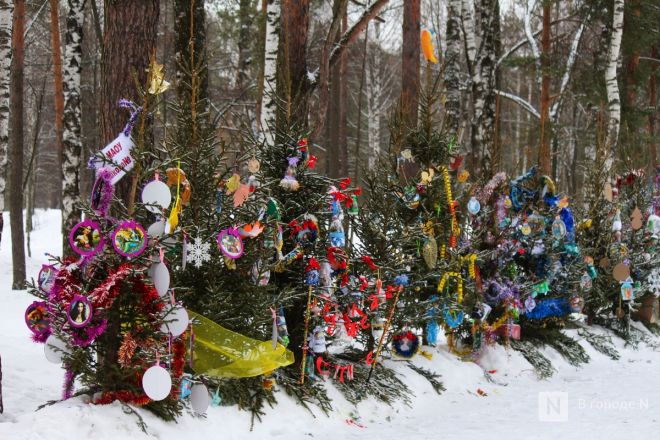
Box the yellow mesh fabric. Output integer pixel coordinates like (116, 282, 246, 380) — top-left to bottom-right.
(188, 311, 294, 378)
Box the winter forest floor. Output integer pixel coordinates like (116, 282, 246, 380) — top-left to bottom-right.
(1, 210, 659, 440)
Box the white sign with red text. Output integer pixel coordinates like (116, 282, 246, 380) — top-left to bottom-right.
(91, 133, 135, 184)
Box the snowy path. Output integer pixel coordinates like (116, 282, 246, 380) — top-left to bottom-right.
(0, 210, 659, 440)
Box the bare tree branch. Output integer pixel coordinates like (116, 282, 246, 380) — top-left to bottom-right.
(551, 16, 588, 122)
(524, 0, 541, 89)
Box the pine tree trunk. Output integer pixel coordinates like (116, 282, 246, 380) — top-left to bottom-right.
(538, 2, 552, 175)
(338, 11, 348, 178)
(101, 0, 159, 147)
(401, 0, 420, 128)
(276, 0, 309, 131)
(49, 0, 64, 178)
(101, 0, 159, 209)
(605, 0, 624, 151)
(259, 0, 279, 141)
(174, 0, 208, 103)
(9, 0, 26, 289)
(61, 0, 84, 256)
(0, 1, 11, 244)
(444, 0, 462, 141)
(236, 0, 253, 92)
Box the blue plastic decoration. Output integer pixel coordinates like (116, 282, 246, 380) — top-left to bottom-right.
(443, 309, 464, 328)
(523, 297, 570, 320)
(305, 269, 319, 286)
(426, 320, 439, 346)
(180, 378, 192, 399)
(394, 274, 409, 287)
(329, 231, 346, 247)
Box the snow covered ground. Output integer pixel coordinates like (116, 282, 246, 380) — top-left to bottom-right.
(1, 210, 659, 440)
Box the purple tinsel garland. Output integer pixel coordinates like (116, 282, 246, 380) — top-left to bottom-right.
(62, 368, 75, 400)
(91, 168, 115, 217)
(483, 278, 520, 306)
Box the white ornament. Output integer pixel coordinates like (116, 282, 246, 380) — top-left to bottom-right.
(160, 305, 189, 337)
(147, 220, 166, 238)
(141, 180, 172, 214)
(190, 383, 210, 414)
(142, 365, 172, 401)
(187, 237, 211, 268)
(153, 262, 171, 297)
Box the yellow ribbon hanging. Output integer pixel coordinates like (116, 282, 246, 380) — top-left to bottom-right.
(437, 272, 464, 303)
(188, 311, 294, 378)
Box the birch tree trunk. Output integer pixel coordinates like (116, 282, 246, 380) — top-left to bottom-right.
(401, 0, 420, 128)
(605, 0, 624, 151)
(9, 0, 26, 289)
(471, 0, 500, 177)
(0, 1, 11, 242)
(61, 0, 84, 255)
(538, 1, 552, 175)
(259, 0, 279, 142)
(444, 0, 462, 141)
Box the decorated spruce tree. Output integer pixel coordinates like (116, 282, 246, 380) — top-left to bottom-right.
(578, 156, 659, 340)
(26, 63, 188, 420)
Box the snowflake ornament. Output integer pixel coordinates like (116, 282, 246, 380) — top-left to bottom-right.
(187, 236, 211, 268)
(648, 269, 660, 298)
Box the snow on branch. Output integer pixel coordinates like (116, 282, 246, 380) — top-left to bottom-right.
(496, 89, 540, 120)
(524, 0, 542, 87)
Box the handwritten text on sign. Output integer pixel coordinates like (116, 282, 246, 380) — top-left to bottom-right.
(91, 133, 135, 184)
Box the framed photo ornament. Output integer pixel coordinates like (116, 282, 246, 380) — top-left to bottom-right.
(111, 220, 148, 258)
(69, 220, 104, 257)
(67, 295, 93, 328)
(217, 228, 244, 259)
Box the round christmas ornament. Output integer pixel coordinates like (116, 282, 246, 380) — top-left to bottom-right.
(44, 335, 70, 364)
(67, 295, 93, 328)
(152, 262, 171, 297)
(160, 305, 189, 337)
(247, 157, 260, 173)
(37, 264, 58, 293)
(142, 364, 172, 401)
(612, 263, 631, 282)
(551, 217, 567, 239)
(25, 301, 50, 338)
(147, 220, 166, 238)
(467, 197, 481, 215)
(141, 179, 172, 214)
(111, 220, 148, 258)
(520, 221, 532, 236)
(392, 329, 420, 359)
(90, 168, 115, 217)
(217, 228, 244, 259)
(69, 220, 104, 256)
(190, 383, 210, 414)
